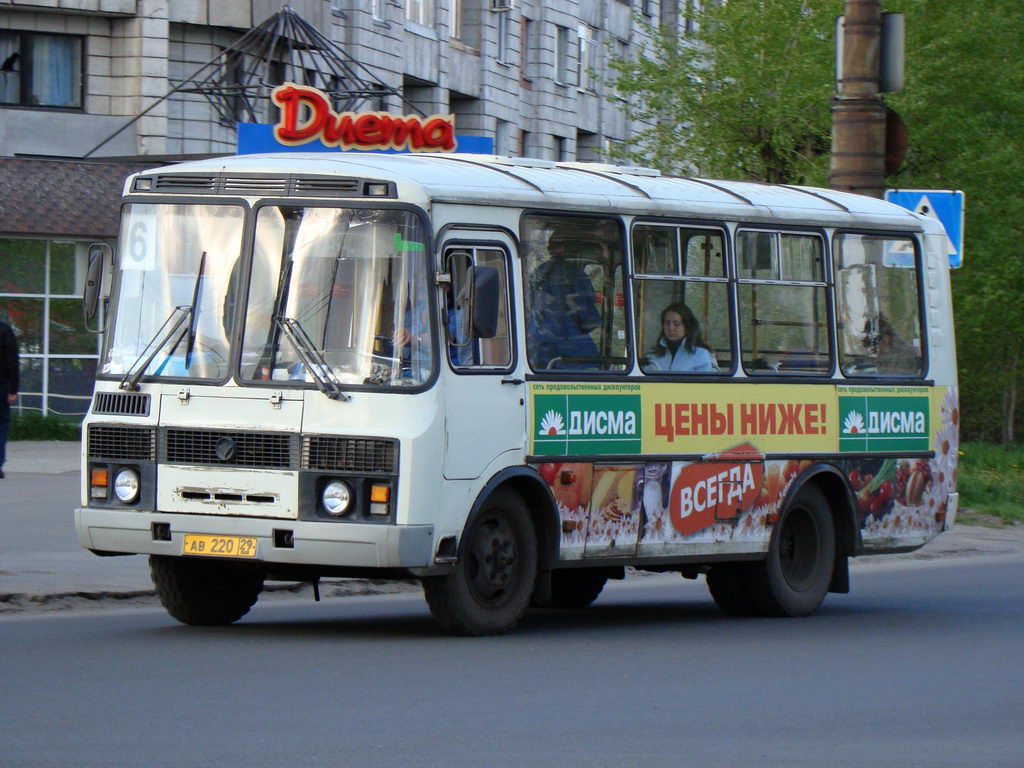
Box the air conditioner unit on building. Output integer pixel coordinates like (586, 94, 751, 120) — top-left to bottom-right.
(490, 0, 514, 11)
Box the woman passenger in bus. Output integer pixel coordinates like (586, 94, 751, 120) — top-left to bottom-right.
(644, 302, 717, 373)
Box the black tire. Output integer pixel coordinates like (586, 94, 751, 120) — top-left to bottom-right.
(422, 490, 538, 636)
(150, 555, 264, 626)
(533, 569, 608, 609)
(744, 484, 835, 617)
(706, 563, 757, 616)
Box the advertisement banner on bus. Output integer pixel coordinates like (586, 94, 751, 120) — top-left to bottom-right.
(530, 382, 944, 457)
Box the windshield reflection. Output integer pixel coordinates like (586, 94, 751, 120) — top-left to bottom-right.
(101, 204, 244, 381)
(241, 206, 433, 388)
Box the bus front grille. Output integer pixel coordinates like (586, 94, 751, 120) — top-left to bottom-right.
(161, 429, 298, 470)
(92, 391, 151, 417)
(302, 436, 397, 475)
(88, 425, 157, 461)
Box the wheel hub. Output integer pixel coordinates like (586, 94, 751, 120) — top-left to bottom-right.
(779, 507, 819, 591)
(469, 519, 518, 602)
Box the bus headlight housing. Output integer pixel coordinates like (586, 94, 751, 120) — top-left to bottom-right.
(113, 468, 140, 503)
(322, 481, 353, 516)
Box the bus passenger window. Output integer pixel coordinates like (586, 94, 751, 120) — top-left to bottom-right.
(522, 215, 627, 372)
(445, 247, 511, 369)
(738, 231, 829, 375)
(835, 233, 924, 377)
(634, 224, 731, 374)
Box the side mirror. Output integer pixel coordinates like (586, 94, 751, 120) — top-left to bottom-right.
(84, 243, 112, 332)
(469, 265, 500, 339)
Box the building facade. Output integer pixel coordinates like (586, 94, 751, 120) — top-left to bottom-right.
(0, 0, 696, 416)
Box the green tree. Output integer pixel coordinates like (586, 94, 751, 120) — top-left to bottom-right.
(606, 0, 842, 183)
(887, 0, 1024, 441)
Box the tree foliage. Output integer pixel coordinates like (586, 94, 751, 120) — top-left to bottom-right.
(887, 0, 1024, 441)
(606, 0, 842, 183)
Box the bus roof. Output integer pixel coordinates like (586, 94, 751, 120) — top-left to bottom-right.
(130, 152, 933, 231)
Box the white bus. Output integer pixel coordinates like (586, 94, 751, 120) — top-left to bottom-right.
(77, 153, 959, 635)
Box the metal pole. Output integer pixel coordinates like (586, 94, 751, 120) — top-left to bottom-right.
(829, 0, 886, 198)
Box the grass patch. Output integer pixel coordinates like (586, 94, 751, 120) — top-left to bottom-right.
(9, 411, 82, 441)
(957, 441, 1024, 525)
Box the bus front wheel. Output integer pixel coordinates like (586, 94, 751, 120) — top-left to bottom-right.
(744, 484, 835, 617)
(150, 555, 264, 626)
(422, 490, 538, 636)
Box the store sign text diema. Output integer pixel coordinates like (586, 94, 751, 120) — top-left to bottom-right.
(655, 401, 828, 442)
(272, 83, 456, 152)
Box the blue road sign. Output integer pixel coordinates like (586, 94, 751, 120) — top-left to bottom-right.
(884, 189, 966, 268)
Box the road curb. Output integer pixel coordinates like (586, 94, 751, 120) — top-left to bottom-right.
(0, 579, 423, 615)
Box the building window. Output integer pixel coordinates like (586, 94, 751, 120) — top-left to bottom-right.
(0, 31, 83, 109)
(0, 238, 99, 417)
(684, 0, 701, 35)
(576, 23, 598, 90)
(405, 0, 433, 26)
(554, 25, 570, 84)
(612, 38, 629, 100)
(555, 136, 571, 161)
(496, 8, 511, 64)
(520, 17, 535, 85)
(451, 0, 482, 48)
(452, 0, 464, 38)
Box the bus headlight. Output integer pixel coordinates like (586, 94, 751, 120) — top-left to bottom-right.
(322, 481, 353, 516)
(113, 468, 140, 503)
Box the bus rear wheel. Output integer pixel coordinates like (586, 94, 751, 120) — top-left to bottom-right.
(743, 484, 835, 617)
(150, 555, 264, 626)
(422, 490, 538, 636)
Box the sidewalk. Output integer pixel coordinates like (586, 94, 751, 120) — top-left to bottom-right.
(1, 440, 1022, 612)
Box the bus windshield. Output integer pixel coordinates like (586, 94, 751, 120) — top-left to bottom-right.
(240, 206, 433, 388)
(101, 203, 244, 381)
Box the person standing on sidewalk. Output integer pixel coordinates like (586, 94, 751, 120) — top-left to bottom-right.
(0, 319, 19, 479)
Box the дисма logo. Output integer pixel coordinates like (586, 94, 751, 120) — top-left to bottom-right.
(842, 410, 865, 434)
(539, 409, 566, 436)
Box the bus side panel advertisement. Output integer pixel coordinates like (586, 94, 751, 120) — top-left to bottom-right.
(532, 384, 959, 557)
(849, 386, 959, 548)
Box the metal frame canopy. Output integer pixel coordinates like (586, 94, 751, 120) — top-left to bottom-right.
(85, 5, 413, 158)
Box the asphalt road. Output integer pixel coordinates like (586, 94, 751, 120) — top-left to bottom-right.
(2, 555, 1022, 768)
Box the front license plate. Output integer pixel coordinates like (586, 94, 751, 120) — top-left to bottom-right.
(182, 533, 258, 559)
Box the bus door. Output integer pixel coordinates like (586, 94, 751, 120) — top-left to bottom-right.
(440, 233, 524, 480)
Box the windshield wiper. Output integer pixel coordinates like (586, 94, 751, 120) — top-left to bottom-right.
(119, 252, 208, 392)
(119, 305, 192, 392)
(274, 316, 350, 401)
(183, 251, 206, 370)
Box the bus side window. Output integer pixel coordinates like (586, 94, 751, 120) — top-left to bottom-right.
(633, 223, 732, 374)
(522, 215, 628, 372)
(445, 247, 512, 369)
(834, 233, 924, 377)
(737, 231, 830, 375)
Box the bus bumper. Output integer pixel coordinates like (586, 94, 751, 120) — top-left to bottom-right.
(75, 507, 435, 570)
